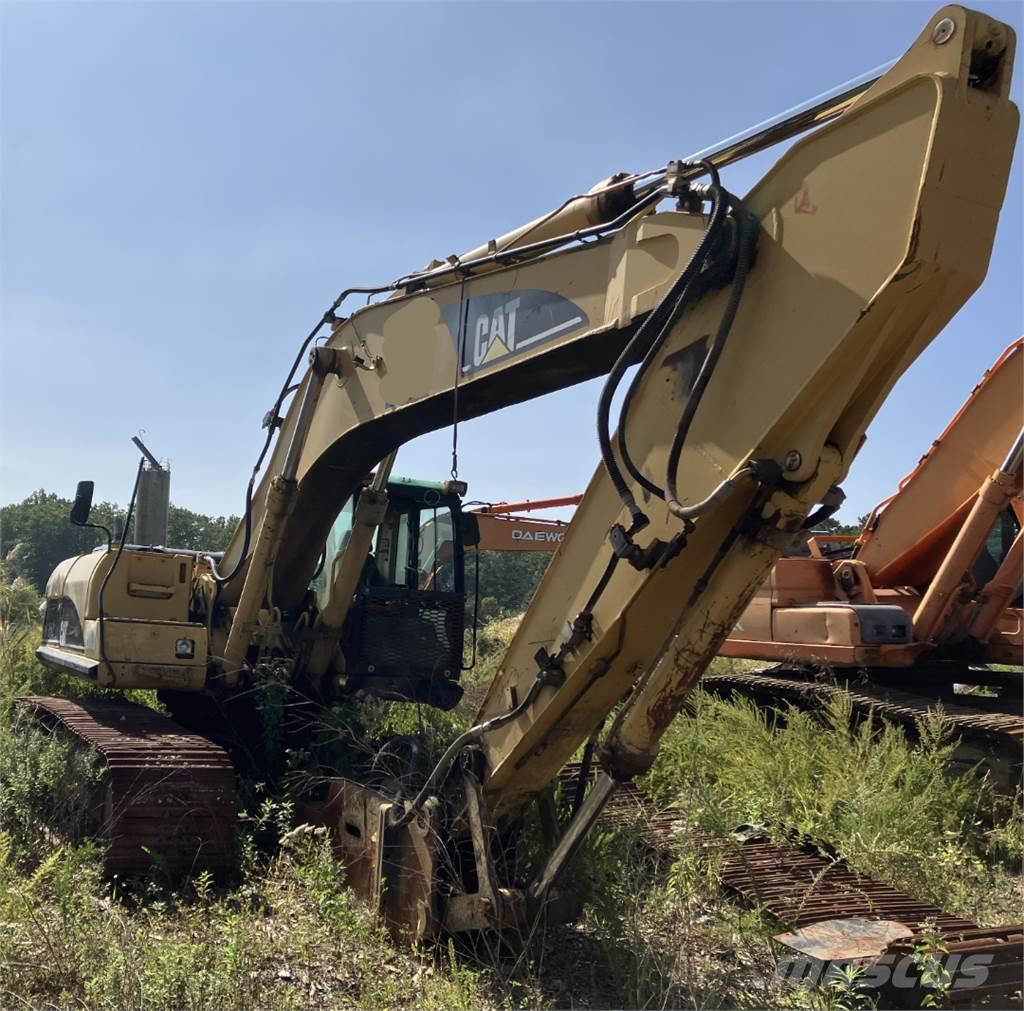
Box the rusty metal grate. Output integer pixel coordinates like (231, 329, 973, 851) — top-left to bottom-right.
(18, 695, 237, 877)
(560, 761, 1023, 1008)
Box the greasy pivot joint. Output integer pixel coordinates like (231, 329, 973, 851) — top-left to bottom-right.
(308, 345, 349, 377)
(609, 524, 674, 570)
(533, 648, 566, 688)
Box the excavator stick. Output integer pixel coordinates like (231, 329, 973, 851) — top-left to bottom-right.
(476, 4, 1018, 808)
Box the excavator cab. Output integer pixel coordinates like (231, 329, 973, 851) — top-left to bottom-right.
(314, 477, 472, 710)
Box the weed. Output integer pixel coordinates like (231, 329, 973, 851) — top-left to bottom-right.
(823, 964, 877, 1011)
(911, 920, 952, 1009)
(645, 687, 1021, 923)
(2, 582, 1019, 1010)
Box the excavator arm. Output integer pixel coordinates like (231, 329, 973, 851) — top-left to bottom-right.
(218, 0, 1013, 723)
(214, 7, 1015, 681)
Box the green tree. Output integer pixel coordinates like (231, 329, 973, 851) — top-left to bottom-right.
(0, 491, 122, 592)
(167, 505, 239, 552)
(0, 490, 239, 592)
(0, 568, 41, 630)
(469, 550, 552, 619)
(814, 513, 871, 536)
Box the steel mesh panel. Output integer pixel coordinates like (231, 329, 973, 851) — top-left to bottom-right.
(343, 588, 464, 681)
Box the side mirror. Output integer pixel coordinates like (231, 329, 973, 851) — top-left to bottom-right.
(70, 481, 95, 526)
(460, 512, 480, 548)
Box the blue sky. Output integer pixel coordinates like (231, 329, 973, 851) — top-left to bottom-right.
(2, 1, 1021, 527)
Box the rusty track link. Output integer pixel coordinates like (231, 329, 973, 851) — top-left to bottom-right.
(18, 696, 237, 877)
(557, 764, 680, 850)
(560, 762, 1023, 1008)
(703, 668, 1023, 785)
(717, 837, 975, 933)
(718, 838, 1022, 1008)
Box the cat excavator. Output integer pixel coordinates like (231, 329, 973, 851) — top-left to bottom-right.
(26, 6, 1018, 939)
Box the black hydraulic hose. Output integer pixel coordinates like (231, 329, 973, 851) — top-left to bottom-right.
(582, 552, 620, 616)
(572, 721, 604, 818)
(462, 546, 481, 672)
(384, 202, 755, 829)
(596, 171, 726, 523)
(614, 187, 730, 500)
(489, 168, 663, 255)
(395, 184, 668, 291)
(206, 173, 680, 589)
(208, 186, 671, 588)
(388, 672, 547, 828)
(97, 457, 145, 678)
(665, 204, 758, 520)
(207, 284, 393, 586)
(802, 486, 846, 530)
(310, 546, 327, 582)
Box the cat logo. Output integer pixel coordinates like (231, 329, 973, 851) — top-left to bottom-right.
(442, 290, 588, 377)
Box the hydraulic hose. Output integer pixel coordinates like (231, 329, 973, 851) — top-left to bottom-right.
(613, 185, 730, 501)
(665, 204, 758, 520)
(388, 671, 548, 828)
(207, 283, 393, 586)
(97, 457, 145, 678)
(209, 184, 671, 588)
(596, 164, 726, 523)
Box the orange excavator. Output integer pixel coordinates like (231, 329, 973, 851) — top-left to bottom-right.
(467, 495, 581, 552)
(710, 337, 1023, 785)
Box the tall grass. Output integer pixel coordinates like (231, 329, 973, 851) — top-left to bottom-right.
(645, 688, 1022, 924)
(0, 830, 496, 1010)
(2, 580, 1019, 1009)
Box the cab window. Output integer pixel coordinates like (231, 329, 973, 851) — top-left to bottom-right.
(418, 506, 455, 592)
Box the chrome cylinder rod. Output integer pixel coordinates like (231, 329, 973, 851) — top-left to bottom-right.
(642, 58, 898, 192)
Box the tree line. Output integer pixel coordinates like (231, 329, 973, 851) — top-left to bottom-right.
(0, 490, 239, 592)
(0, 489, 550, 617)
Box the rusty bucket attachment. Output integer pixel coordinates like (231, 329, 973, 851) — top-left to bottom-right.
(295, 772, 580, 942)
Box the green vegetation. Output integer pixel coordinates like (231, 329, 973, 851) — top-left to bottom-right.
(1, 488, 239, 592)
(815, 515, 870, 537)
(471, 551, 551, 624)
(645, 683, 1022, 925)
(0, 829, 497, 1010)
(1, 546, 1019, 1007)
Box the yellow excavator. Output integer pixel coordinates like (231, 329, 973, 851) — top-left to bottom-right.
(27, 7, 1018, 939)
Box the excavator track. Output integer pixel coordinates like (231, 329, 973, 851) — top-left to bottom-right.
(17, 696, 237, 877)
(719, 838, 1022, 1009)
(560, 762, 1023, 1008)
(702, 668, 1023, 789)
